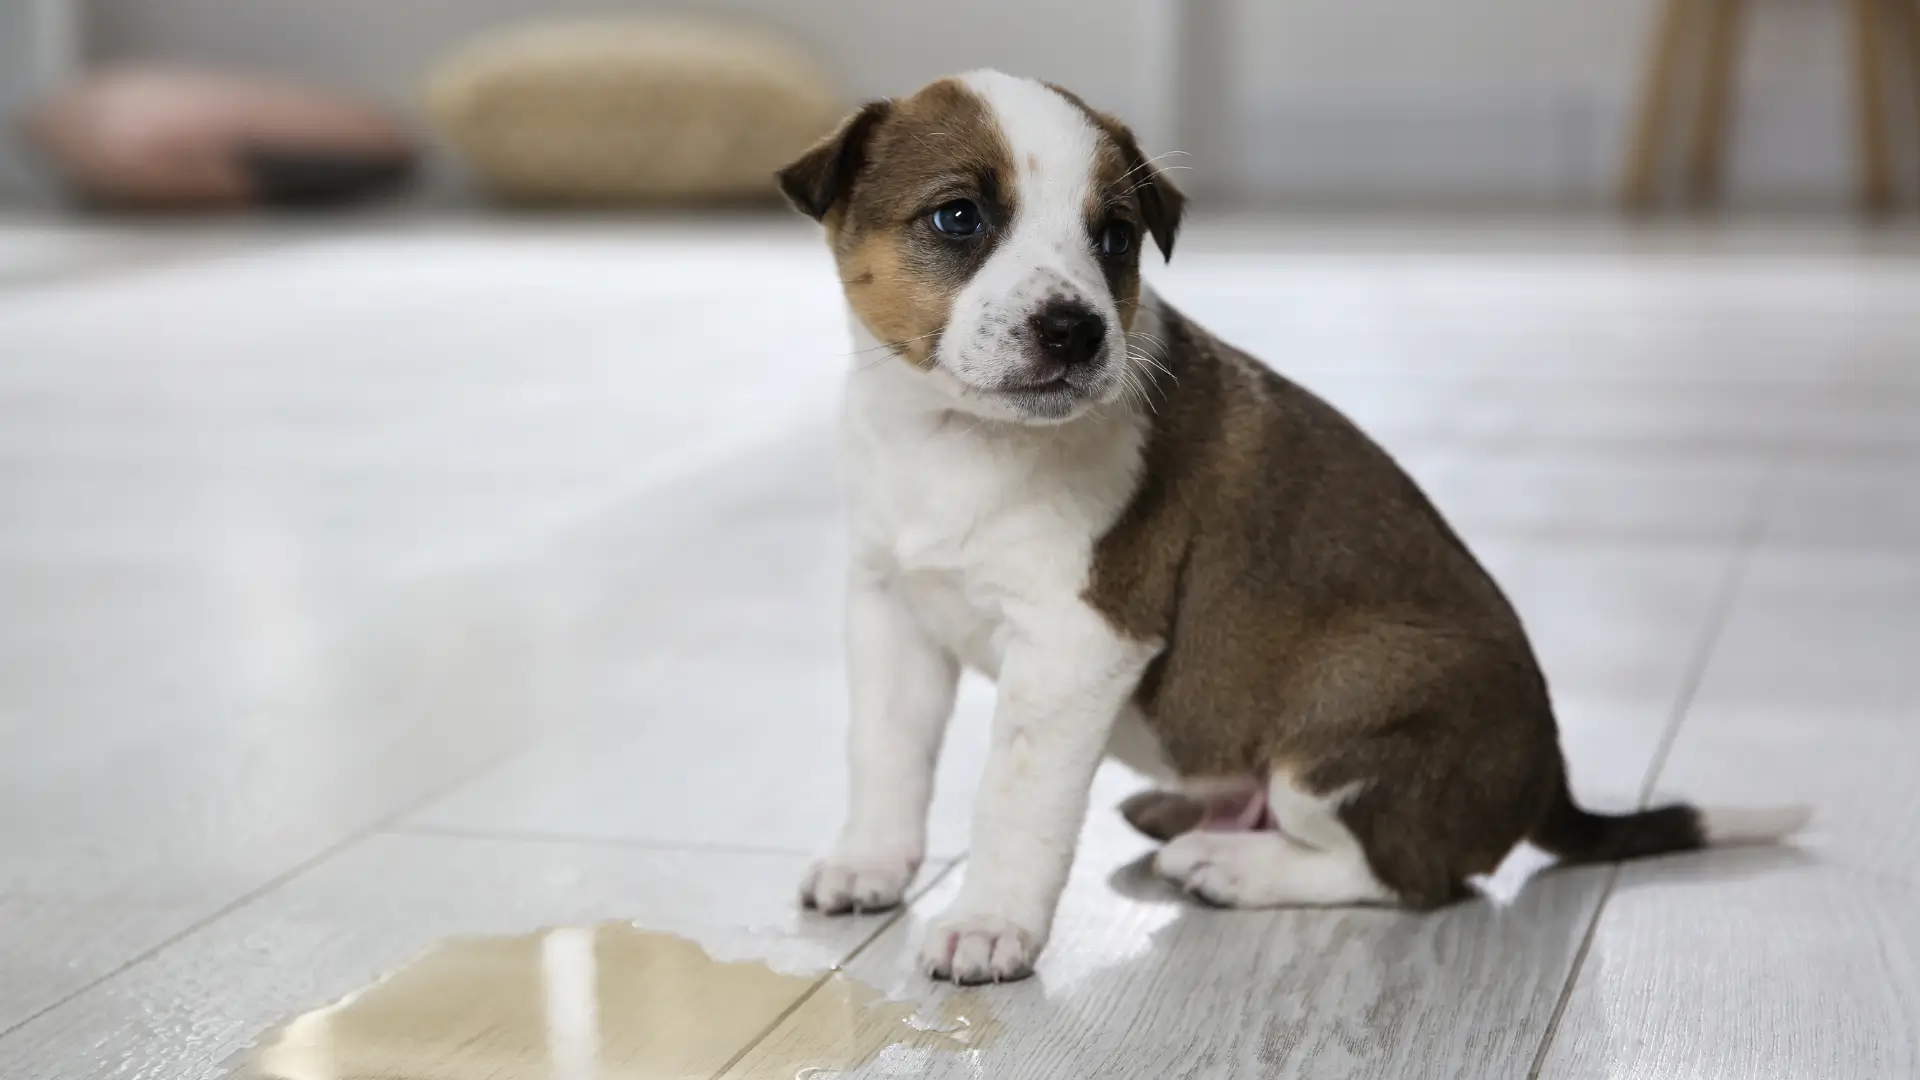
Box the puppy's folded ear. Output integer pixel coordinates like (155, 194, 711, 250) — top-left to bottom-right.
(1107, 123, 1186, 263)
(777, 100, 893, 221)
(1045, 84, 1187, 262)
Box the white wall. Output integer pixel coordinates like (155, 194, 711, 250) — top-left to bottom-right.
(83, 0, 1178, 181)
(1230, 0, 1868, 205)
(74, 0, 1880, 207)
(87, 0, 1172, 116)
(0, 0, 81, 201)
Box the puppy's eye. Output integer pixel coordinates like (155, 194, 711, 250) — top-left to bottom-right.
(930, 200, 986, 238)
(1098, 220, 1134, 257)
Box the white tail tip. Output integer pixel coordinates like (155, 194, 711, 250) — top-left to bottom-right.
(1701, 804, 1813, 845)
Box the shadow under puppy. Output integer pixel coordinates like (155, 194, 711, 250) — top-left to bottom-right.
(778, 69, 1809, 986)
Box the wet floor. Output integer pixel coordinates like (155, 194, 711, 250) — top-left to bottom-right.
(242, 925, 997, 1080)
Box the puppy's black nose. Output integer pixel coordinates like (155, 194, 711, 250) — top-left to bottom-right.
(1030, 300, 1107, 366)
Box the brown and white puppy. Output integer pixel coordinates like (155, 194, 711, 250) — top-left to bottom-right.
(780, 70, 1808, 986)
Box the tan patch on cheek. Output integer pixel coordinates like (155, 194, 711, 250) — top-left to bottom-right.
(816, 75, 1011, 371)
(837, 231, 955, 368)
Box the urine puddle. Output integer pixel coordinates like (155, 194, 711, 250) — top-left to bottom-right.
(237, 923, 997, 1080)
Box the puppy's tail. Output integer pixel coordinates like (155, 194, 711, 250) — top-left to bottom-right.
(1531, 786, 1811, 866)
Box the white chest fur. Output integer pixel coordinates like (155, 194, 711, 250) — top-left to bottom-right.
(839, 321, 1149, 677)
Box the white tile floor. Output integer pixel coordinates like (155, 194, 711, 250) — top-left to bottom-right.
(1, 213, 1916, 1079)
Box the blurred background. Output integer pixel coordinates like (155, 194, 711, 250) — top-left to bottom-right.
(2, 0, 1917, 212)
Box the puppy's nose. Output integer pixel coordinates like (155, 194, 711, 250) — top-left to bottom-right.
(1030, 300, 1107, 366)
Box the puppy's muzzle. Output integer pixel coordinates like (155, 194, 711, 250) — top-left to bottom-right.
(1028, 298, 1107, 369)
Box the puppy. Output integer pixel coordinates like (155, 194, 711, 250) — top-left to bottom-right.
(779, 70, 1808, 985)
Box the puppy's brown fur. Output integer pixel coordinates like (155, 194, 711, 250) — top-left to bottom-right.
(1087, 311, 1706, 908)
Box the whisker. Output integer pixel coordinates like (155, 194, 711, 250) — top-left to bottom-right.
(1106, 149, 1192, 193)
(1127, 339, 1178, 384)
(1127, 349, 1174, 407)
(1127, 328, 1171, 353)
(1110, 168, 1195, 203)
(1112, 351, 1156, 416)
(1113, 164, 1195, 190)
(1133, 351, 1172, 377)
(1128, 366, 1159, 416)
(1130, 346, 1174, 375)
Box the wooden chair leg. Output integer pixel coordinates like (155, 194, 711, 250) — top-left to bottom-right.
(1687, 0, 1747, 204)
(1847, 0, 1896, 210)
(1891, 0, 1920, 194)
(1910, 0, 1920, 135)
(1909, 0, 1920, 198)
(1623, 0, 1698, 208)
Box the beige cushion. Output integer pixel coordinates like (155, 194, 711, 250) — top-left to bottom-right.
(16, 67, 413, 209)
(425, 18, 841, 205)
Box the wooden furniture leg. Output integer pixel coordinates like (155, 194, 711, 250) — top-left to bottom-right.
(1848, 0, 1896, 210)
(1909, 0, 1920, 139)
(1687, 0, 1747, 204)
(1890, 0, 1920, 200)
(1624, 0, 1698, 208)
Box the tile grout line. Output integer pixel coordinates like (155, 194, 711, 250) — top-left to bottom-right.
(1522, 862, 1621, 1080)
(0, 735, 547, 1044)
(705, 857, 968, 1080)
(1523, 462, 1778, 1079)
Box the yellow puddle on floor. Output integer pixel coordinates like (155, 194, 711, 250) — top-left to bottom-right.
(239, 923, 996, 1080)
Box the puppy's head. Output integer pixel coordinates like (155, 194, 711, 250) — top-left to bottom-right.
(778, 70, 1184, 424)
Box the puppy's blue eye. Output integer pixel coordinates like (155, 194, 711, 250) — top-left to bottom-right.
(930, 200, 985, 237)
(1098, 221, 1134, 257)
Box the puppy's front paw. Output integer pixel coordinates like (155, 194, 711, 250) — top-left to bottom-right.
(799, 852, 917, 915)
(919, 913, 1039, 984)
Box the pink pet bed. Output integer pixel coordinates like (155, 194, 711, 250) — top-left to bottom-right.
(16, 68, 416, 210)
